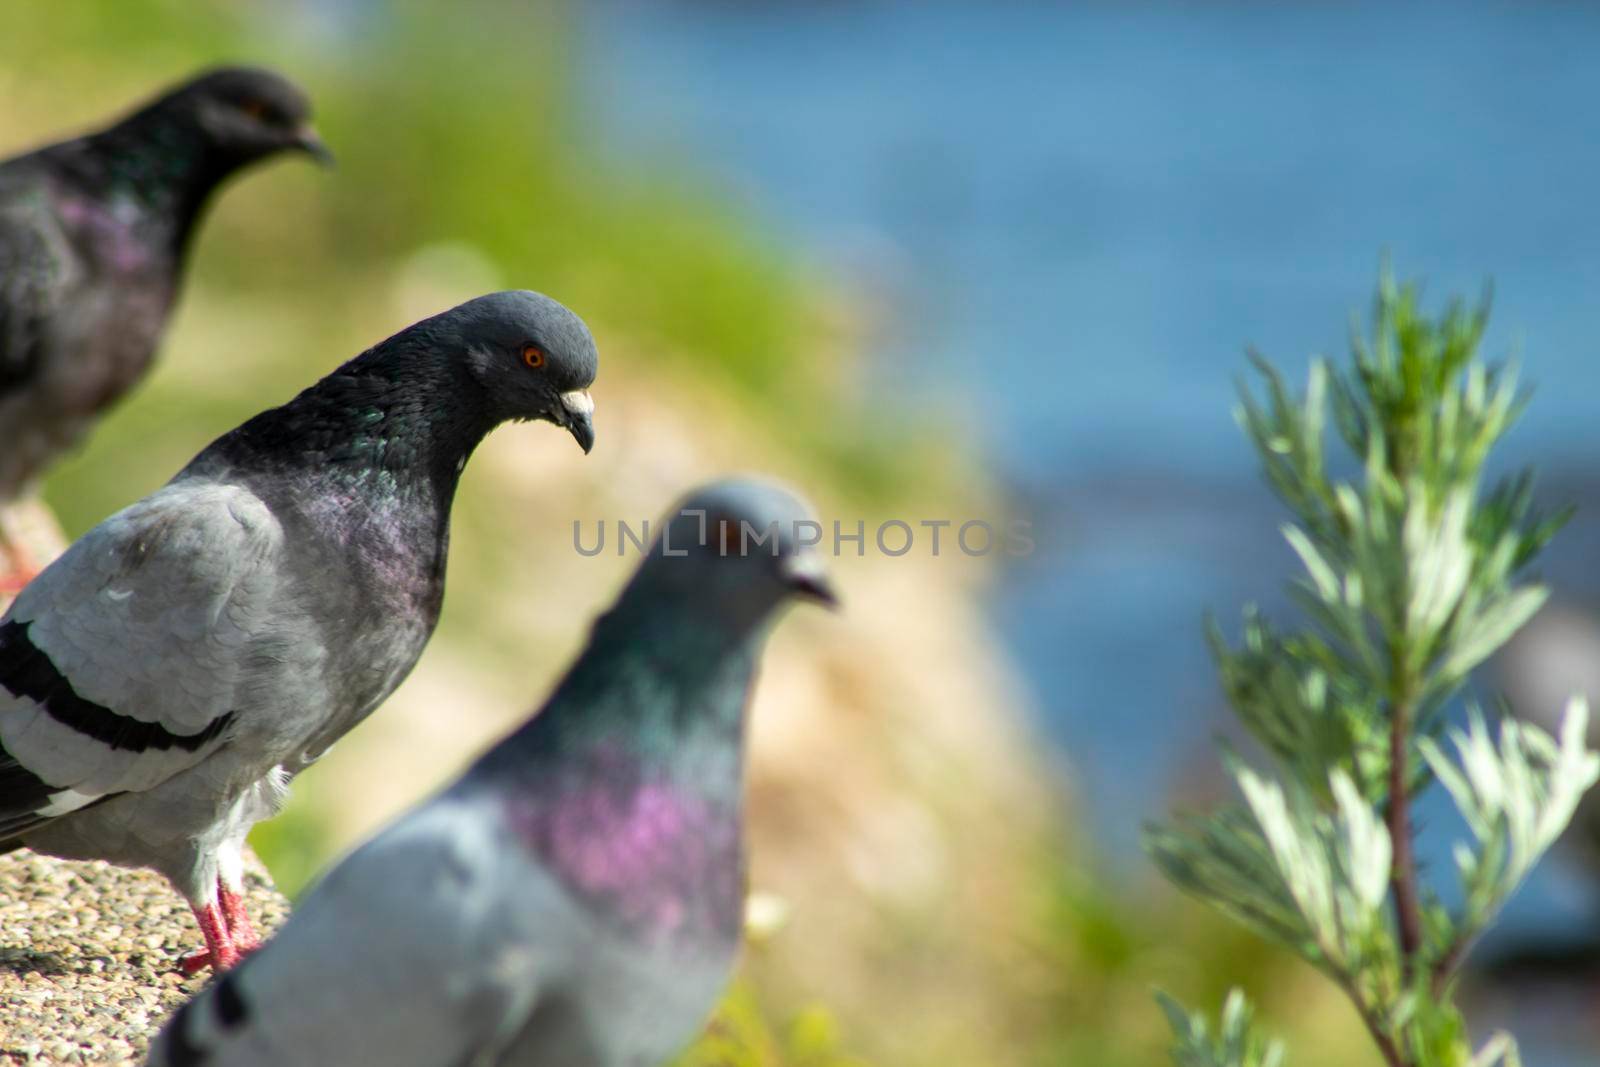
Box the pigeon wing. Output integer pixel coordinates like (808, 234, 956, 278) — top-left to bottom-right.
(0, 480, 286, 837)
(149, 795, 551, 1067)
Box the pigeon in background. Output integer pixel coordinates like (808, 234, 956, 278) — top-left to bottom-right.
(0, 66, 332, 592)
(148, 480, 836, 1067)
(0, 290, 598, 973)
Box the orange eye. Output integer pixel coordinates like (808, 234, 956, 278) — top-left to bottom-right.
(241, 100, 270, 121)
(521, 345, 545, 369)
(711, 515, 742, 556)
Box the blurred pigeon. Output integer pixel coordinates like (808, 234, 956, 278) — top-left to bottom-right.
(148, 480, 836, 1067)
(0, 66, 332, 593)
(0, 290, 598, 973)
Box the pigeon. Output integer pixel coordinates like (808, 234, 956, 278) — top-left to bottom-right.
(0, 66, 332, 593)
(146, 479, 836, 1067)
(0, 289, 598, 973)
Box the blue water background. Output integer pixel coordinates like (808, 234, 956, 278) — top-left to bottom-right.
(578, 5, 1600, 1060)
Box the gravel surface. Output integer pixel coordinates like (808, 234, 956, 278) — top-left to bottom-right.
(0, 849, 287, 1065)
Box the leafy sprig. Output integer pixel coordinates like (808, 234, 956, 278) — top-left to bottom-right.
(1144, 271, 1595, 1067)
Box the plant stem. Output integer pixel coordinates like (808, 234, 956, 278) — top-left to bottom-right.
(1365, 1014, 1407, 1067)
(1431, 937, 1467, 999)
(1386, 382, 1426, 984)
(1338, 975, 1407, 1067)
(1388, 692, 1423, 978)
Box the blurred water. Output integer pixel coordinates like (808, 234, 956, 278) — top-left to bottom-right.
(578, 6, 1600, 1056)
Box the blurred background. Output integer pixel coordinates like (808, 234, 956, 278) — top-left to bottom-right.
(6, 2, 1600, 1065)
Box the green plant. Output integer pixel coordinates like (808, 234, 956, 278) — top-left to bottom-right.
(673, 982, 872, 1067)
(1144, 271, 1599, 1066)
(1159, 990, 1285, 1067)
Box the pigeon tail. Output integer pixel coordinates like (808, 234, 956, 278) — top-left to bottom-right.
(0, 756, 57, 838)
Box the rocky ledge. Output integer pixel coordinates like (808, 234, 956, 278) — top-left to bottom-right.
(0, 850, 286, 1065)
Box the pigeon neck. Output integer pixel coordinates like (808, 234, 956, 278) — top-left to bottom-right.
(205, 345, 498, 513)
(486, 599, 770, 793)
(82, 110, 244, 255)
(558, 605, 762, 756)
(479, 613, 764, 948)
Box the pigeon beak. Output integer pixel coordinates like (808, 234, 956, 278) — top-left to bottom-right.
(781, 552, 839, 609)
(293, 125, 336, 166)
(558, 390, 596, 455)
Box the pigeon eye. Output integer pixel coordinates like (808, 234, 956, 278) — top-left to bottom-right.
(521, 345, 546, 369)
(712, 516, 742, 557)
(240, 100, 272, 122)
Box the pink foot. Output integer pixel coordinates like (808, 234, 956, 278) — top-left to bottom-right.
(0, 562, 38, 597)
(219, 881, 261, 954)
(178, 946, 237, 975)
(177, 878, 263, 974)
(0, 515, 44, 596)
(179, 897, 242, 975)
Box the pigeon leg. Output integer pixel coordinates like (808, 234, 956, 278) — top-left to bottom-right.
(0, 525, 39, 596)
(178, 898, 241, 975)
(219, 878, 262, 953)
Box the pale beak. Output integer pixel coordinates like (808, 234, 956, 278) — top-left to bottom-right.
(781, 551, 839, 609)
(293, 124, 335, 166)
(559, 390, 596, 454)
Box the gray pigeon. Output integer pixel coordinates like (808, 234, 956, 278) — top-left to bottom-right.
(0, 289, 597, 973)
(147, 479, 836, 1067)
(0, 66, 331, 593)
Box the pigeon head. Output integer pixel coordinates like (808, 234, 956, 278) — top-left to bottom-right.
(629, 480, 839, 628)
(194, 290, 598, 490)
(148, 66, 332, 167)
(419, 290, 599, 454)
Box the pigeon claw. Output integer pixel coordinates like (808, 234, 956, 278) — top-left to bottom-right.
(182, 891, 255, 974)
(219, 881, 262, 953)
(178, 945, 238, 976)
